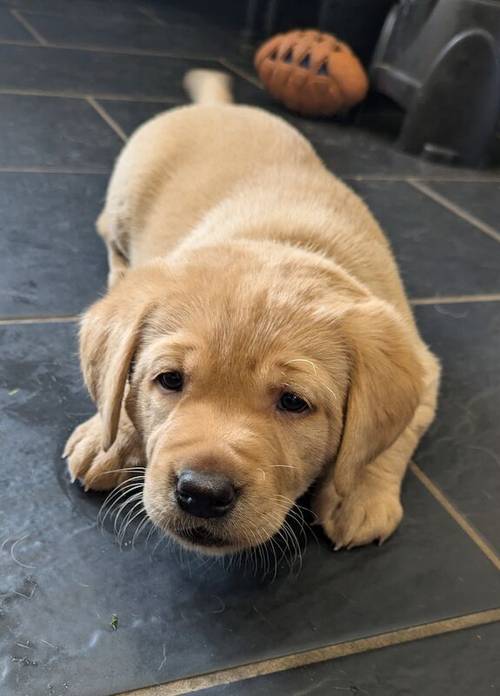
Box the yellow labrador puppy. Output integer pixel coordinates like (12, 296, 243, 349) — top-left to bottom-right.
(64, 70, 440, 554)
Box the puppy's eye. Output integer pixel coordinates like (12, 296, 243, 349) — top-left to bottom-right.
(156, 371, 184, 392)
(277, 391, 310, 413)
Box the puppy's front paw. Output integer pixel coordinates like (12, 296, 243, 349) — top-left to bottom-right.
(63, 413, 143, 491)
(321, 485, 403, 550)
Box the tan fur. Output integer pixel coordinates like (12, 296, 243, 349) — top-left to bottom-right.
(65, 71, 440, 554)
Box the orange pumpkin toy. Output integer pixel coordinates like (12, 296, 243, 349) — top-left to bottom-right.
(255, 30, 368, 117)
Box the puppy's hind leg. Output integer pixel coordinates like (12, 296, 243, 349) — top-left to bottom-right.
(96, 210, 129, 289)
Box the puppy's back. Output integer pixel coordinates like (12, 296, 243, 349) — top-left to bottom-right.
(103, 77, 323, 265)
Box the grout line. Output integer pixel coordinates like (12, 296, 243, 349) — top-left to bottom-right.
(85, 96, 127, 142)
(345, 174, 500, 182)
(40, 41, 216, 60)
(0, 36, 220, 61)
(411, 293, 500, 306)
(0, 166, 108, 174)
(3, 298, 495, 323)
(119, 609, 500, 695)
(408, 179, 500, 244)
(0, 38, 38, 47)
(0, 87, 182, 104)
(137, 5, 165, 25)
(0, 315, 79, 326)
(0, 295, 498, 327)
(96, 95, 181, 105)
(410, 462, 500, 572)
(10, 9, 48, 45)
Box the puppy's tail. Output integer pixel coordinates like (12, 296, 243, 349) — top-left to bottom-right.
(183, 69, 233, 104)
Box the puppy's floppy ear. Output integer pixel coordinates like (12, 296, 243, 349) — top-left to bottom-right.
(79, 266, 166, 451)
(334, 299, 424, 493)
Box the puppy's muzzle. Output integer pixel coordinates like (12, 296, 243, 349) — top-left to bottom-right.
(175, 469, 236, 519)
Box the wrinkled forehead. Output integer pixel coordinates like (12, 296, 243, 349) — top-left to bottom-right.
(139, 301, 348, 402)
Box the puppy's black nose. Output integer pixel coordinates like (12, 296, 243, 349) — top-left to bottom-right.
(175, 470, 236, 518)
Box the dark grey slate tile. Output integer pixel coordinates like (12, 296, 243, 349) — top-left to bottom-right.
(287, 115, 437, 178)
(148, 0, 249, 29)
(1, 323, 499, 696)
(426, 181, 500, 234)
(0, 44, 188, 99)
(197, 622, 500, 696)
(136, 3, 210, 27)
(415, 302, 500, 554)
(0, 45, 259, 100)
(0, 6, 33, 40)
(291, 115, 500, 178)
(6, 0, 245, 27)
(0, 173, 108, 317)
(349, 181, 500, 298)
(22, 11, 238, 59)
(221, 50, 258, 81)
(5, 0, 152, 21)
(0, 94, 122, 168)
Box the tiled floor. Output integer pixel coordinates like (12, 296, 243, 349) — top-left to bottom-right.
(0, 3, 499, 696)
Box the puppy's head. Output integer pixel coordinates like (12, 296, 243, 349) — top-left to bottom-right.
(81, 244, 423, 554)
